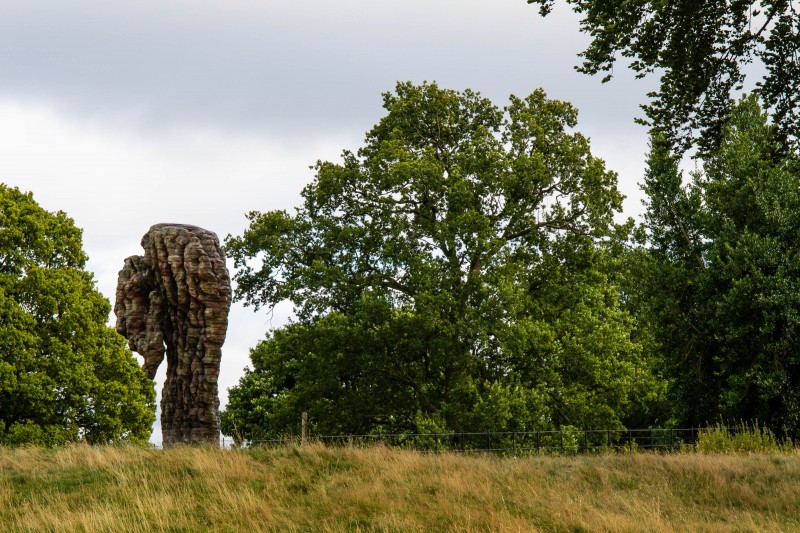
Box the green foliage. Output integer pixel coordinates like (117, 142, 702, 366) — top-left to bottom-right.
(636, 95, 800, 434)
(222, 82, 662, 442)
(530, 0, 800, 153)
(0, 184, 156, 445)
(558, 425, 581, 454)
(695, 421, 794, 454)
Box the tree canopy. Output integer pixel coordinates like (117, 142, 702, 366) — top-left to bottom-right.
(635, 96, 800, 434)
(530, 0, 800, 153)
(0, 185, 155, 445)
(222, 82, 661, 441)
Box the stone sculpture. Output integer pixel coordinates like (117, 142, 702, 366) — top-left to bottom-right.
(114, 223, 231, 446)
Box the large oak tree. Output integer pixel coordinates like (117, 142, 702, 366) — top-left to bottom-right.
(222, 83, 661, 441)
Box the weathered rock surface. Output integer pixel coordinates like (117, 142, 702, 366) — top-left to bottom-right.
(114, 223, 231, 446)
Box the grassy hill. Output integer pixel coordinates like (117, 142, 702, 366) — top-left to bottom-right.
(2, 443, 799, 531)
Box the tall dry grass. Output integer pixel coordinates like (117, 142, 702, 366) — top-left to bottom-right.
(1, 443, 800, 531)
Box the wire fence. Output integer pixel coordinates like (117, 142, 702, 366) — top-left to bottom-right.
(221, 427, 710, 455)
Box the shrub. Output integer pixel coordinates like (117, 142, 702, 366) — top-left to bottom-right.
(695, 421, 794, 454)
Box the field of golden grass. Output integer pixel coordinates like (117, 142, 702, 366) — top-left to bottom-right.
(1, 443, 799, 532)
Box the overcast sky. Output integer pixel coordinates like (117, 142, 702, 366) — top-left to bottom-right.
(0, 0, 657, 444)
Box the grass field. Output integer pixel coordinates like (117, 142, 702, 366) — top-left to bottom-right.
(2, 443, 800, 532)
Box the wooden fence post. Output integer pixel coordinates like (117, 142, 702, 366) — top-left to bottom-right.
(301, 411, 309, 445)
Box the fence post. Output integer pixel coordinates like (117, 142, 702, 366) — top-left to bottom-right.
(628, 428, 633, 453)
(536, 430, 540, 454)
(301, 411, 308, 445)
(513, 431, 517, 456)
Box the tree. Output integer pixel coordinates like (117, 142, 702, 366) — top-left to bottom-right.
(530, 0, 800, 153)
(223, 82, 661, 441)
(0, 185, 156, 445)
(637, 95, 800, 434)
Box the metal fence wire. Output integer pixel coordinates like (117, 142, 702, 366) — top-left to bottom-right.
(224, 427, 711, 454)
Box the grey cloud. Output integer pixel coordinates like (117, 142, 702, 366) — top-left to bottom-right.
(1, 0, 654, 142)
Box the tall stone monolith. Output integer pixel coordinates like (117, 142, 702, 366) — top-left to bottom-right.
(114, 223, 231, 446)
